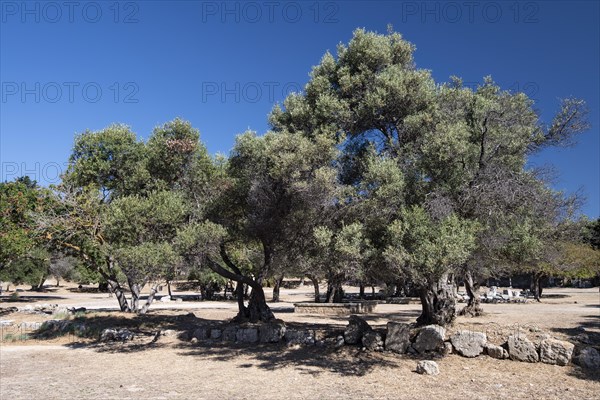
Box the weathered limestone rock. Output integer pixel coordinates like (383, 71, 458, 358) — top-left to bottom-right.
(577, 347, 600, 370)
(362, 331, 384, 351)
(236, 327, 258, 343)
(413, 325, 446, 354)
(539, 338, 574, 366)
(259, 320, 286, 343)
(485, 343, 509, 359)
(416, 360, 439, 375)
(508, 335, 539, 362)
(385, 322, 411, 353)
(450, 331, 487, 358)
(344, 315, 372, 345)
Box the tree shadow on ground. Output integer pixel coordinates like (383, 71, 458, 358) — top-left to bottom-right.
(175, 341, 402, 377)
(0, 295, 68, 303)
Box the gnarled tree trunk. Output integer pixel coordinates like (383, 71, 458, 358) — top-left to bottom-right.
(460, 270, 483, 316)
(326, 281, 343, 303)
(417, 273, 456, 326)
(306, 274, 320, 303)
(205, 243, 274, 323)
(531, 273, 543, 302)
(272, 273, 284, 302)
(99, 257, 130, 312)
(139, 283, 160, 314)
(128, 280, 141, 312)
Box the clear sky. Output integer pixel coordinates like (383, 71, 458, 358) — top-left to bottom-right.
(1, 0, 598, 217)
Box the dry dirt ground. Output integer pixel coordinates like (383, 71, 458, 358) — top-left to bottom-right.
(0, 283, 598, 400)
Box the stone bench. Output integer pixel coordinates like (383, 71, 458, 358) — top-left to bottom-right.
(293, 301, 378, 315)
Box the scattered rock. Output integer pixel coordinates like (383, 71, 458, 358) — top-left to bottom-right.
(485, 343, 509, 359)
(100, 328, 134, 342)
(385, 322, 410, 353)
(362, 331, 384, 352)
(539, 338, 574, 366)
(442, 342, 453, 355)
(416, 360, 439, 375)
(160, 296, 171, 302)
(334, 335, 345, 348)
(259, 320, 286, 343)
(161, 329, 178, 337)
(343, 315, 372, 345)
(190, 337, 198, 344)
(577, 347, 600, 370)
(450, 331, 487, 358)
(508, 335, 539, 362)
(413, 325, 446, 354)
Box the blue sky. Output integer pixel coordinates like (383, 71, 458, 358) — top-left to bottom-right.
(1, 0, 598, 217)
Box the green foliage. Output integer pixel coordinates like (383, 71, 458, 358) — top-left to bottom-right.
(312, 222, 370, 282)
(0, 247, 49, 287)
(384, 207, 479, 285)
(146, 118, 207, 190)
(64, 124, 149, 198)
(582, 218, 600, 250)
(0, 178, 43, 266)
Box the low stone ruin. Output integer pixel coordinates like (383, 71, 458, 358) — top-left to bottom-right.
(181, 314, 598, 373)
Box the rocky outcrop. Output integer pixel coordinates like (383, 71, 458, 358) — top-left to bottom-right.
(539, 338, 574, 366)
(362, 331, 384, 352)
(485, 343, 509, 359)
(507, 335, 539, 362)
(385, 322, 411, 353)
(450, 331, 487, 358)
(343, 315, 372, 345)
(577, 347, 600, 370)
(416, 360, 439, 375)
(413, 325, 445, 354)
